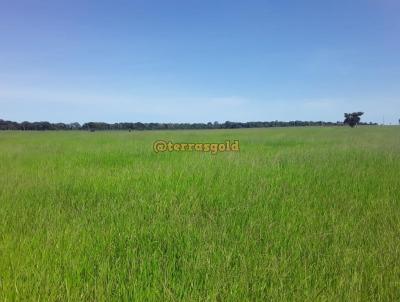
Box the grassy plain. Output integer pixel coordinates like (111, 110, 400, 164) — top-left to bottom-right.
(0, 126, 399, 301)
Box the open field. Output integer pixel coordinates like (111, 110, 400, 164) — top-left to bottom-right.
(0, 127, 399, 301)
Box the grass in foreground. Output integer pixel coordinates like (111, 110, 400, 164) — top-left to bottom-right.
(0, 127, 399, 301)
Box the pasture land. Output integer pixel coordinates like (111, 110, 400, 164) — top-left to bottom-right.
(0, 127, 399, 301)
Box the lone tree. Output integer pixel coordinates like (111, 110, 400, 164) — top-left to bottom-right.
(344, 112, 364, 127)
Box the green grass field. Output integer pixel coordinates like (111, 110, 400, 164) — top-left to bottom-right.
(0, 127, 399, 301)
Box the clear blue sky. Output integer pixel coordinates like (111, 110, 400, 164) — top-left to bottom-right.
(1, 0, 399, 124)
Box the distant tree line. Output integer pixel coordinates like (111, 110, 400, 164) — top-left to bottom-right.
(0, 119, 377, 131)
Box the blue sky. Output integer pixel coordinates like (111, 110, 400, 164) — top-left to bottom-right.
(1, 0, 399, 124)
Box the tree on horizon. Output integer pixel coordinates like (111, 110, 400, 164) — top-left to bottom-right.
(344, 112, 364, 128)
